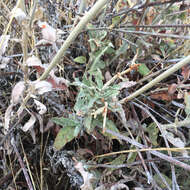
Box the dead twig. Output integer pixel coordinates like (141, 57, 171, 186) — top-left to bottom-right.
(11, 138, 34, 190)
(99, 127, 190, 172)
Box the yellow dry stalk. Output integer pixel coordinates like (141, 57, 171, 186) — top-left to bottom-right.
(95, 147, 190, 158)
(0, 0, 22, 51)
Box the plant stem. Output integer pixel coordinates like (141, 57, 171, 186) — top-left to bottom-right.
(102, 68, 131, 90)
(104, 128, 190, 171)
(39, 0, 108, 81)
(120, 55, 190, 104)
(0, 0, 22, 50)
(113, 29, 190, 40)
(162, 118, 190, 129)
(22, 29, 28, 82)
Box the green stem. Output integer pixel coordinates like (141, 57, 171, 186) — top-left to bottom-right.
(120, 54, 190, 104)
(39, 0, 108, 81)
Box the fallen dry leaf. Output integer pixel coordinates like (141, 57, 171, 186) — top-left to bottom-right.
(0, 35, 10, 56)
(75, 162, 95, 190)
(10, 7, 27, 23)
(11, 81, 25, 104)
(34, 99, 47, 114)
(33, 80, 52, 95)
(4, 104, 14, 133)
(38, 21, 56, 43)
(26, 55, 42, 67)
(22, 113, 36, 132)
(168, 83, 177, 95)
(150, 91, 177, 101)
(181, 65, 190, 80)
(118, 80, 136, 90)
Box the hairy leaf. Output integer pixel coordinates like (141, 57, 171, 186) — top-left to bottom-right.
(52, 117, 80, 127)
(74, 56, 87, 64)
(54, 125, 78, 150)
(138, 64, 150, 76)
(146, 122, 159, 146)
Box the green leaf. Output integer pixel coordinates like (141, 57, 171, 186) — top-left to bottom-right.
(88, 39, 97, 52)
(164, 130, 185, 148)
(82, 74, 92, 87)
(87, 24, 107, 52)
(87, 23, 107, 41)
(160, 42, 166, 57)
(84, 114, 93, 133)
(138, 64, 150, 76)
(154, 173, 172, 188)
(54, 125, 78, 150)
(109, 41, 128, 65)
(106, 46, 115, 54)
(74, 56, 87, 64)
(103, 85, 120, 99)
(93, 118, 119, 139)
(112, 16, 121, 25)
(87, 96, 98, 110)
(94, 69, 104, 89)
(127, 136, 139, 163)
(146, 122, 159, 146)
(90, 44, 113, 72)
(105, 120, 119, 139)
(52, 117, 79, 127)
(74, 125, 82, 136)
(74, 89, 87, 114)
(107, 154, 126, 172)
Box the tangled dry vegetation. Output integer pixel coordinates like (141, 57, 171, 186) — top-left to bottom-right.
(1, 0, 190, 189)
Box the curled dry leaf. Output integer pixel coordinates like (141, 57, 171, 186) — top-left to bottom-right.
(33, 80, 52, 95)
(50, 71, 69, 85)
(168, 83, 177, 95)
(43, 120, 54, 133)
(29, 128, 36, 144)
(177, 90, 184, 99)
(37, 21, 56, 43)
(151, 54, 162, 62)
(0, 57, 10, 69)
(0, 35, 10, 56)
(110, 184, 129, 190)
(26, 55, 42, 67)
(26, 56, 43, 75)
(48, 72, 69, 91)
(35, 113, 44, 133)
(118, 80, 136, 90)
(56, 29, 67, 41)
(4, 104, 14, 133)
(34, 99, 47, 114)
(105, 71, 112, 82)
(181, 65, 190, 80)
(0, 35, 10, 68)
(11, 81, 25, 104)
(75, 162, 95, 190)
(10, 7, 27, 23)
(22, 113, 36, 132)
(35, 39, 53, 47)
(150, 92, 177, 101)
(163, 129, 188, 157)
(28, 61, 68, 91)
